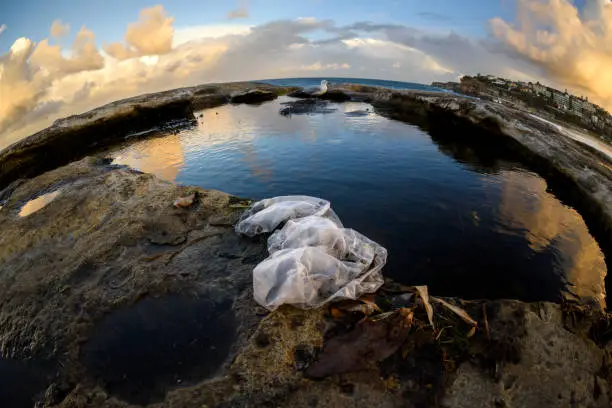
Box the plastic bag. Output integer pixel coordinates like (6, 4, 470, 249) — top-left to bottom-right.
(268, 216, 377, 266)
(236, 195, 387, 310)
(253, 246, 386, 310)
(235, 196, 342, 237)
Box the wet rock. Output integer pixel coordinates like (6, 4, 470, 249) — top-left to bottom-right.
(344, 109, 370, 117)
(0, 157, 266, 405)
(230, 89, 277, 104)
(279, 99, 337, 116)
(319, 89, 351, 102)
(443, 302, 606, 407)
(287, 88, 351, 102)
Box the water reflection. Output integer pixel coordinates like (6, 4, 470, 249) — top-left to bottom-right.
(113, 134, 184, 182)
(497, 171, 606, 307)
(19, 190, 62, 217)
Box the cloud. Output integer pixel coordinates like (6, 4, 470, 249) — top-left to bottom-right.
(0, 24, 103, 136)
(0, 24, 6, 36)
(227, 0, 250, 19)
(31, 26, 104, 75)
(50, 20, 70, 38)
(490, 0, 612, 110)
(105, 5, 174, 60)
(301, 62, 351, 71)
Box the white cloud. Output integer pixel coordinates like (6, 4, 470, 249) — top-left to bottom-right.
(0, 24, 6, 36)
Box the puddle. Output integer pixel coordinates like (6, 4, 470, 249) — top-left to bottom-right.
(19, 190, 61, 217)
(82, 295, 236, 405)
(0, 358, 54, 408)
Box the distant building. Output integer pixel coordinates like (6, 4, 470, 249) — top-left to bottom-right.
(553, 91, 570, 110)
(530, 83, 552, 98)
(582, 101, 596, 114)
(570, 96, 585, 116)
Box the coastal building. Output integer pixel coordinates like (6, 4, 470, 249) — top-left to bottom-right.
(582, 101, 596, 114)
(553, 91, 570, 110)
(530, 83, 553, 99)
(570, 97, 585, 117)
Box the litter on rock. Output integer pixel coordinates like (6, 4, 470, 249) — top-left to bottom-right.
(173, 192, 196, 208)
(235, 196, 342, 237)
(236, 196, 386, 310)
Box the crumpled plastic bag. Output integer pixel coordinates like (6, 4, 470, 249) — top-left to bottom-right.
(268, 215, 378, 265)
(235, 196, 342, 237)
(236, 195, 387, 310)
(253, 246, 386, 310)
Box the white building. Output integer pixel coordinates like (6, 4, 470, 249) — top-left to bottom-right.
(553, 91, 570, 110)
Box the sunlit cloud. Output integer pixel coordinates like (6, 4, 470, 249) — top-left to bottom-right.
(50, 20, 70, 38)
(490, 0, 612, 110)
(105, 5, 174, 60)
(227, 0, 250, 19)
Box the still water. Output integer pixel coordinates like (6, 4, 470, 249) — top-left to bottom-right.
(111, 96, 607, 306)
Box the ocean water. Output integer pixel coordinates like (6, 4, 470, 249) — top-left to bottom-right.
(110, 92, 607, 306)
(259, 77, 442, 91)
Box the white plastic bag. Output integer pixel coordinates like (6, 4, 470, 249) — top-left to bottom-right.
(235, 196, 342, 237)
(268, 215, 377, 266)
(236, 195, 387, 310)
(253, 246, 386, 310)
(268, 216, 347, 255)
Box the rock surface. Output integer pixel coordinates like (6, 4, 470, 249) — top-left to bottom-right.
(1, 81, 612, 407)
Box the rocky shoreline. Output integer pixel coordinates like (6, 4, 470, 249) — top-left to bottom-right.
(1, 82, 612, 407)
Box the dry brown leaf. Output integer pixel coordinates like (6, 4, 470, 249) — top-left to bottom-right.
(415, 285, 435, 330)
(173, 192, 196, 208)
(431, 296, 478, 327)
(359, 295, 382, 313)
(467, 326, 477, 338)
(305, 308, 414, 378)
(330, 307, 345, 319)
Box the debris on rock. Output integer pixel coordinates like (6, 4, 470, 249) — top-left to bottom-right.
(415, 285, 435, 329)
(432, 296, 478, 327)
(236, 196, 386, 310)
(173, 192, 197, 208)
(305, 308, 414, 378)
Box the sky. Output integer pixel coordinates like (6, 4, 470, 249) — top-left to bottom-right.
(0, 0, 611, 149)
